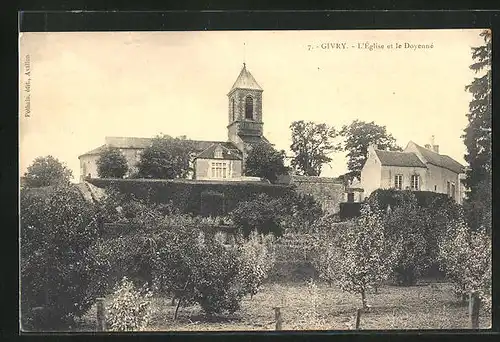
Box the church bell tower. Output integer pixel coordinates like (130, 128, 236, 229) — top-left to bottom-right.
(227, 63, 264, 147)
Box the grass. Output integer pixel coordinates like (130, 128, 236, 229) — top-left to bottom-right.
(80, 280, 491, 331)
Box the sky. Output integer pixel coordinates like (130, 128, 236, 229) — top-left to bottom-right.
(19, 29, 487, 181)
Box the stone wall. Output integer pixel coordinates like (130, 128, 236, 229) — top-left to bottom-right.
(278, 175, 346, 215)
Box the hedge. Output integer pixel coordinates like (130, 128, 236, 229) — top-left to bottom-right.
(339, 202, 362, 220)
(367, 189, 456, 212)
(86, 178, 296, 216)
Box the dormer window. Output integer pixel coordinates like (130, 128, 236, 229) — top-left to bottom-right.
(214, 146, 223, 159)
(245, 95, 254, 120)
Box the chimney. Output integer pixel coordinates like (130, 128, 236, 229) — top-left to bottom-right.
(432, 145, 439, 153)
(424, 144, 432, 150)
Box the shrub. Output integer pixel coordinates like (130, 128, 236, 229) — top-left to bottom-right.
(280, 193, 324, 234)
(438, 214, 491, 309)
(20, 185, 104, 330)
(230, 193, 285, 238)
(106, 277, 153, 331)
(97, 147, 129, 179)
(237, 232, 276, 299)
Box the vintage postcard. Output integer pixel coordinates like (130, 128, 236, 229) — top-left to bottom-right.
(19, 29, 491, 332)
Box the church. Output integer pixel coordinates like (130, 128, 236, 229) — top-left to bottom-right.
(78, 63, 271, 182)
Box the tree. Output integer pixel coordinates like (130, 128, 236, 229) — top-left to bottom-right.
(136, 134, 196, 179)
(438, 214, 491, 314)
(289, 120, 340, 176)
(317, 205, 395, 309)
(340, 120, 402, 179)
(97, 146, 129, 178)
(462, 30, 491, 199)
(462, 30, 492, 233)
(23, 155, 73, 188)
(245, 142, 288, 183)
(20, 185, 104, 330)
(383, 198, 430, 286)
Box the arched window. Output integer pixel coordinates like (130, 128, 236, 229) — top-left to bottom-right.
(231, 98, 235, 122)
(245, 95, 253, 120)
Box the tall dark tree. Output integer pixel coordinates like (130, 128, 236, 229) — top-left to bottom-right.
(136, 135, 196, 179)
(340, 120, 402, 179)
(23, 155, 73, 188)
(462, 30, 492, 232)
(289, 120, 340, 176)
(245, 142, 288, 183)
(97, 146, 129, 179)
(463, 30, 492, 198)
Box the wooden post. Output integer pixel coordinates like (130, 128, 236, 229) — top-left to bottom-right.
(96, 298, 106, 331)
(274, 307, 282, 330)
(355, 308, 362, 330)
(469, 292, 480, 329)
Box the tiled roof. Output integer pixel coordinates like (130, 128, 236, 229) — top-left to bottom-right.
(229, 64, 263, 93)
(239, 135, 270, 145)
(413, 143, 464, 174)
(79, 137, 234, 158)
(195, 142, 243, 160)
(374, 150, 427, 168)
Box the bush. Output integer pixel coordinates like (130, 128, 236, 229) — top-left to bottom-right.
(97, 147, 129, 179)
(280, 193, 324, 234)
(106, 277, 153, 331)
(20, 185, 104, 330)
(237, 232, 276, 299)
(230, 193, 285, 238)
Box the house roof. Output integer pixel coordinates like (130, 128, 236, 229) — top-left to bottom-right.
(239, 135, 270, 146)
(228, 63, 263, 93)
(195, 142, 243, 160)
(78, 137, 235, 158)
(413, 143, 465, 174)
(374, 150, 427, 168)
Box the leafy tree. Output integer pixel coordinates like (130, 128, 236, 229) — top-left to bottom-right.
(230, 193, 285, 238)
(280, 192, 324, 234)
(236, 232, 276, 299)
(289, 120, 340, 176)
(136, 134, 196, 179)
(317, 205, 395, 309)
(340, 120, 402, 179)
(383, 198, 430, 286)
(97, 147, 129, 178)
(462, 30, 491, 200)
(23, 155, 73, 188)
(438, 214, 491, 313)
(245, 142, 288, 183)
(20, 185, 104, 330)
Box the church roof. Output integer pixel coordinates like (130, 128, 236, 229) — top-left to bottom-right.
(374, 150, 428, 168)
(239, 135, 270, 146)
(78, 137, 235, 158)
(228, 63, 263, 93)
(195, 142, 242, 160)
(412, 143, 465, 174)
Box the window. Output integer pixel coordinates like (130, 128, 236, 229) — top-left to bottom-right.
(434, 185, 437, 191)
(245, 95, 254, 120)
(231, 98, 235, 122)
(446, 181, 451, 196)
(211, 162, 228, 179)
(451, 183, 456, 199)
(394, 174, 403, 190)
(214, 146, 223, 159)
(410, 175, 420, 190)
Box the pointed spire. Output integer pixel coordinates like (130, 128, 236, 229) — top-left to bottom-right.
(228, 63, 263, 93)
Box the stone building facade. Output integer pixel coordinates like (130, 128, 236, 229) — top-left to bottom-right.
(360, 140, 466, 203)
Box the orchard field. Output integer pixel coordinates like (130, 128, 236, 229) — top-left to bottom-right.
(78, 280, 491, 331)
